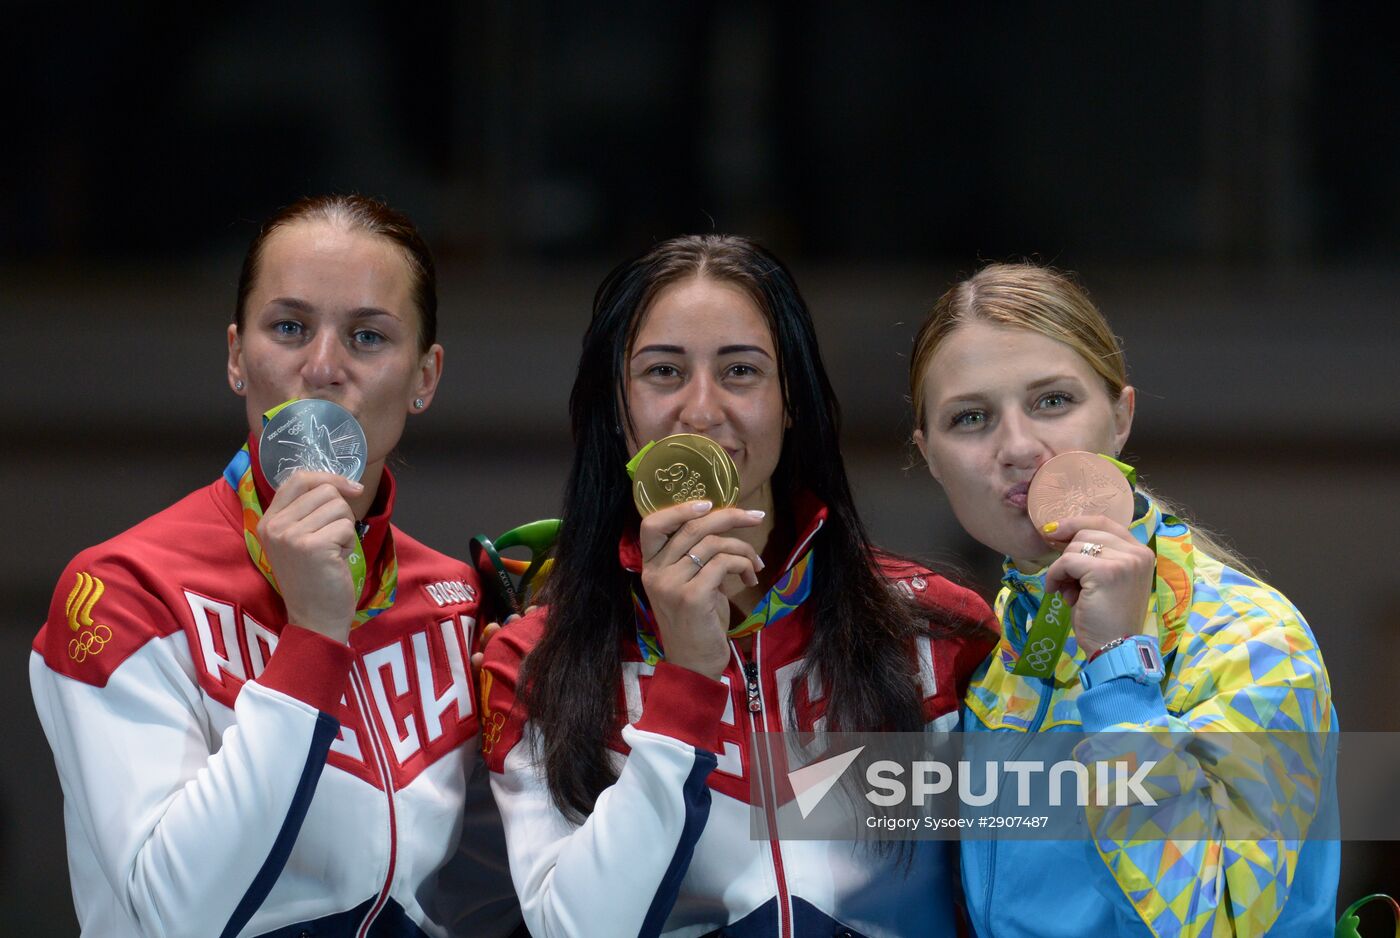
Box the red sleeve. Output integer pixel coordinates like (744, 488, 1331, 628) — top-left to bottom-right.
(258, 625, 354, 713)
(875, 554, 999, 703)
(917, 578, 997, 698)
(632, 662, 729, 752)
(479, 606, 548, 772)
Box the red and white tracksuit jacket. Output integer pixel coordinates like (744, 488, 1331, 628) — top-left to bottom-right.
(481, 495, 996, 938)
(30, 441, 520, 938)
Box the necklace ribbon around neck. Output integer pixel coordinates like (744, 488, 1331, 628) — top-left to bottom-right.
(223, 436, 397, 630)
(632, 550, 814, 665)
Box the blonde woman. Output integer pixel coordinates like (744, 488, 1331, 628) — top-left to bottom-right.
(909, 262, 1337, 937)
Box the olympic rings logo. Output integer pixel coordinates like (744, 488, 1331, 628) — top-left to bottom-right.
(477, 670, 504, 757)
(1021, 636, 1058, 674)
(480, 712, 506, 757)
(68, 624, 112, 663)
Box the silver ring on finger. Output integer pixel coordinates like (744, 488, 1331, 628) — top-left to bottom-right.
(687, 552, 705, 570)
(1079, 542, 1104, 557)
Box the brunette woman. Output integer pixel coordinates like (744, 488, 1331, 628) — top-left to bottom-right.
(481, 235, 997, 937)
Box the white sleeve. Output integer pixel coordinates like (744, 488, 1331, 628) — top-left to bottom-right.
(30, 623, 352, 938)
(488, 661, 726, 938)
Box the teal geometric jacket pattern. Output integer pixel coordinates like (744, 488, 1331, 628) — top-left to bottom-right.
(961, 493, 1338, 938)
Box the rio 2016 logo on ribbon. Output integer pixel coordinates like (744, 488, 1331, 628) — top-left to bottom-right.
(1022, 636, 1059, 674)
(1013, 591, 1071, 678)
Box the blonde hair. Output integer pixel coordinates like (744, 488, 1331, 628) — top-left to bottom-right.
(910, 263, 1125, 431)
(909, 261, 1258, 577)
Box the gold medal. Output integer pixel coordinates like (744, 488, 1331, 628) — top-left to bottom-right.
(631, 433, 741, 516)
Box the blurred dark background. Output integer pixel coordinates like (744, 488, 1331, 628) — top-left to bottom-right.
(3, 2, 1397, 933)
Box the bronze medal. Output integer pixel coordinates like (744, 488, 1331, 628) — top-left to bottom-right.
(632, 433, 741, 516)
(1026, 450, 1134, 531)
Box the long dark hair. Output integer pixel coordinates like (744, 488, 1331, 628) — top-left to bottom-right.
(235, 193, 438, 353)
(522, 235, 973, 820)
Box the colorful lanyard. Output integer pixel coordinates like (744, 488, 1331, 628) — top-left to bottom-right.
(632, 550, 814, 665)
(222, 446, 397, 628)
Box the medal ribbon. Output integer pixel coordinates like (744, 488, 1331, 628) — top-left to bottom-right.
(968, 490, 1196, 728)
(222, 442, 397, 630)
(632, 550, 815, 665)
(1011, 454, 1137, 678)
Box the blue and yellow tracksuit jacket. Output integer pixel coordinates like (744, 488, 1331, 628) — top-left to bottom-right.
(961, 493, 1338, 937)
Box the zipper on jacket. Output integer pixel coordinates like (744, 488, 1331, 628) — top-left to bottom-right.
(735, 638, 793, 938)
(348, 666, 400, 938)
(981, 650, 1054, 937)
(743, 660, 761, 713)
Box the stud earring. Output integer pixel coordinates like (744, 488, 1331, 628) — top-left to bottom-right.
(234, 380, 244, 391)
(414, 398, 425, 410)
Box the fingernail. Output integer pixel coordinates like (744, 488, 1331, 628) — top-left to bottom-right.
(505, 614, 520, 623)
(746, 509, 767, 520)
(756, 557, 766, 571)
(1042, 521, 1059, 533)
(693, 500, 713, 512)
(349, 481, 364, 492)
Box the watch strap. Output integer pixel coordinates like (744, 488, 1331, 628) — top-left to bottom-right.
(1080, 634, 1164, 690)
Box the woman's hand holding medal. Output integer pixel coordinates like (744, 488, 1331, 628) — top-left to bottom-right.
(631, 433, 764, 680)
(1041, 513, 1156, 655)
(255, 399, 371, 644)
(639, 500, 766, 681)
(258, 471, 364, 644)
(1029, 451, 1155, 656)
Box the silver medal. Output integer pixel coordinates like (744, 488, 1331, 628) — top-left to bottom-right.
(258, 399, 367, 488)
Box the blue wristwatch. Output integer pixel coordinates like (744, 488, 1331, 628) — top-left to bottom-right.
(1079, 634, 1165, 690)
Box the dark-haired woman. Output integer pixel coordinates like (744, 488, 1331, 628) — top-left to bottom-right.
(480, 235, 997, 936)
(31, 196, 519, 937)
(909, 262, 1338, 936)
